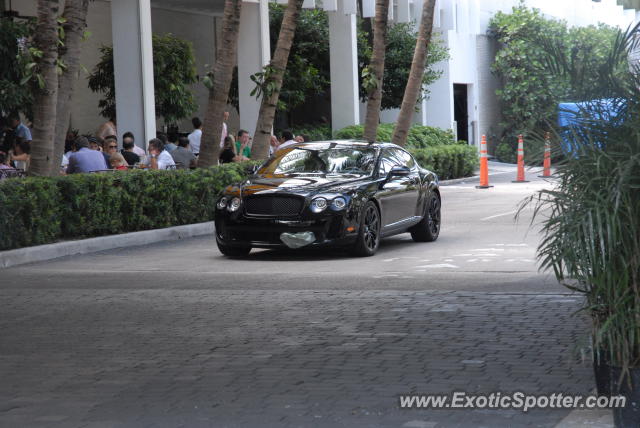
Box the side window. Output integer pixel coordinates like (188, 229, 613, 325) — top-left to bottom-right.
(390, 148, 416, 169)
(378, 151, 395, 176)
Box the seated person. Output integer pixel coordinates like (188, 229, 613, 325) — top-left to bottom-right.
(67, 136, 109, 173)
(171, 137, 197, 169)
(9, 137, 30, 171)
(148, 138, 176, 170)
(109, 152, 129, 170)
(219, 136, 239, 164)
(235, 130, 251, 160)
(121, 137, 140, 166)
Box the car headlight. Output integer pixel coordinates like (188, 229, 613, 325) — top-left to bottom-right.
(227, 197, 241, 212)
(217, 196, 228, 210)
(310, 197, 328, 213)
(331, 197, 347, 210)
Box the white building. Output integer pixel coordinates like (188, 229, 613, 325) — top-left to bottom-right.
(4, 0, 638, 152)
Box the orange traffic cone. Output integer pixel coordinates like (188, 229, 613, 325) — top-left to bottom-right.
(539, 132, 552, 178)
(476, 135, 493, 189)
(512, 134, 529, 183)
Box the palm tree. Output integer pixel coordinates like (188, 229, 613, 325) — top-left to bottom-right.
(198, 0, 243, 168)
(362, 0, 390, 142)
(29, 0, 60, 177)
(51, 0, 89, 175)
(251, 0, 305, 161)
(392, 0, 436, 147)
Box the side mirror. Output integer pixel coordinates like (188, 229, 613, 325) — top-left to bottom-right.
(245, 164, 258, 175)
(388, 165, 411, 178)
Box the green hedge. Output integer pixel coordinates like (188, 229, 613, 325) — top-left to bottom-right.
(0, 163, 250, 251)
(334, 123, 459, 148)
(289, 124, 333, 142)
(409, 145, 478, 180)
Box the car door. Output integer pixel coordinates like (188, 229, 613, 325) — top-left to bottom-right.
(387, 148, 421, 220)
(377, 149, 418, 227)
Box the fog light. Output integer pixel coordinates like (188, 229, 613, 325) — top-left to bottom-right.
(280, 231, 316, 249)
(346, 226, 355, 232)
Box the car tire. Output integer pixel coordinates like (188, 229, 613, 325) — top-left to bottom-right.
(351, 201, 381, 257)
(217, 240, 252, 257)
(410, 191, 441, 242)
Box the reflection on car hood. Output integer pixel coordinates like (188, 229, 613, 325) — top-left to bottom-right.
(241, 173, 369, 197)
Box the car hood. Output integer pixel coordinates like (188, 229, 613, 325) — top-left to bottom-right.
(240, 174, 369, 197)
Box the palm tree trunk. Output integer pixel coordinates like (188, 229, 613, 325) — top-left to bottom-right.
(198, 0, 243, 168)
(391, 0, 436, 147)
(251, 0, 304, 161)
(51, 0, 89, 175)
(29, 0, 60, 177)
(362, 0, 390, 142)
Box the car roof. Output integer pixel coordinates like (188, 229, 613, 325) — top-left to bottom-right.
(284, 140, 400, 150)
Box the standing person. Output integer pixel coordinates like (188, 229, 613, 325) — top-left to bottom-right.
(277, 130, 297, 151)
(171, 137, 197, 169)
(219, 111, 229, 148)
(96, 115, 117, 140)
(235, 130, 252, 159)
(121, 138, 140, 166)
(67, 136, 109, 174)
(122, 132, 145, 157)
(148, 138, 176, 170)
(188, 117, 202, 155)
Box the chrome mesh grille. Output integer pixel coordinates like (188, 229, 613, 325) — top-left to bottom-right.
(244, 195, 304, 216)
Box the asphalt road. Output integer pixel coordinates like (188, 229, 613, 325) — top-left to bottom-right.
(0, 167, 595, 428)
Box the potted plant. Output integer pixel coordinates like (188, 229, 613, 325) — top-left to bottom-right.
(521, 24, 640, 427)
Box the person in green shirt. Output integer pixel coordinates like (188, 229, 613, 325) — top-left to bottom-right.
(235, 130, 251, 160)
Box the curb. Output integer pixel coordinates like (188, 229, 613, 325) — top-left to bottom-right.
(0, 222, 214, 269)
(439, 170, 513, 186)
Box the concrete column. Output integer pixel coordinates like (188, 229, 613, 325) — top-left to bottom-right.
(237, 0, 270, 137)
(328, 11, 360, 133)
(111, 0, 156, 151)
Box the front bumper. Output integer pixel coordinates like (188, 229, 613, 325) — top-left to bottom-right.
(215, 213, 359, 249)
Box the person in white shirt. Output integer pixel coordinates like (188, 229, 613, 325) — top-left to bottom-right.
(276, 130, 298, 152)
(148, 138, 176, 170)
(188, 117, 202, 155)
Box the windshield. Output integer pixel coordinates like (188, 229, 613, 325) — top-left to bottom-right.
(258, 146, 378, 176)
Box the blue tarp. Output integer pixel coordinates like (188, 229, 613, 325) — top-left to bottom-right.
(557, 99, 626, 154)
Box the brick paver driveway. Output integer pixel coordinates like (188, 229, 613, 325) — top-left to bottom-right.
(0, 171, 594, 427)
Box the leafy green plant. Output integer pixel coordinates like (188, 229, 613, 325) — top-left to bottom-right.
(520, 23, 640, 380)
(0, 162, 254, 251)
(88, 33, 198, 125)
(409, 145, 477, 180)
(335, 123, 458, 147)
(489, 5, 618, 149)
(287, 124, 332, 141)
(358, 21, 449, 110)
(0, 17, 34, 118)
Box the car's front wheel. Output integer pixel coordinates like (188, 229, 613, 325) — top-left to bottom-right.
(217, 239, 252, 257)
(351, 201, 381, 257)
(410, 191, 441, 242)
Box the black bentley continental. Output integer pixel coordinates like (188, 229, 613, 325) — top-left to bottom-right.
(214, 141, 441, 257)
